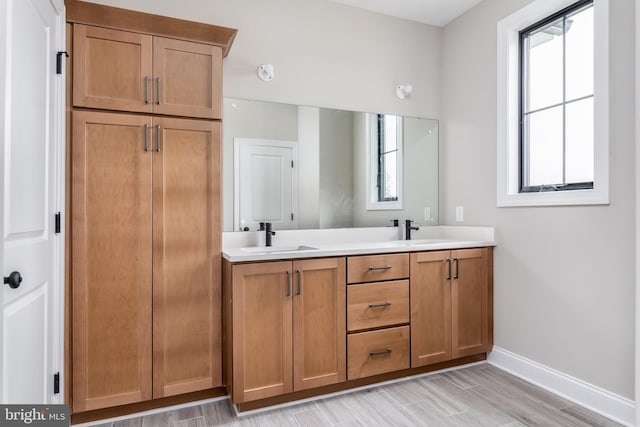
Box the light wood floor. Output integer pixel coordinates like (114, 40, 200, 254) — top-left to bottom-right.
(88, 364, 621, 427)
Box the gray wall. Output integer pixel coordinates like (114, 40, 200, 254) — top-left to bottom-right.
(440, 0, 635, 399)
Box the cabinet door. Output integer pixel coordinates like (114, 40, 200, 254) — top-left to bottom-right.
(153, 37, 222, 119)
(451, 248, 489, 358)
(72, 111, 153, 412)
(292, 258, 346, 391)
(73, 25, 153, 113)
(152, 118, 221, 398)
(232, 262, 293, 403)
(410, 251, 451, 367)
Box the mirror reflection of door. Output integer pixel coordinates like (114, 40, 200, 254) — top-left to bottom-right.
(234, 138, 298, 231)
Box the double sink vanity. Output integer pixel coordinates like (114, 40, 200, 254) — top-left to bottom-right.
(222, 226, 495, 411)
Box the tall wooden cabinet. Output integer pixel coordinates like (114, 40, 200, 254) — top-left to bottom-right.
(69, 9, 235, 413)
(152, 118, 221, 398)
(227, 258, 346, 403)
(410, 248, 492, 369)
(72, 112, 153, 412)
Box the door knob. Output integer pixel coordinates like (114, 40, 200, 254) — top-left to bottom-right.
(4, 271, 22, 289)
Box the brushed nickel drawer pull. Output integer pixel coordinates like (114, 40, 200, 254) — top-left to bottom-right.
(368, 301, 392, 309)
(156, 77, 161, 104)
(144, 76, 150, 104)
(155, 125, 161, 152)
(369, 348, 392, 357)
(368, 265, 392, 271)
(143, 124, 149, 152)
(285, 270, 291, 297)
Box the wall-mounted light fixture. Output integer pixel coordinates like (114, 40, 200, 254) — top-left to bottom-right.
(396, 84, 413, 99)
(257, 64, 274, 82)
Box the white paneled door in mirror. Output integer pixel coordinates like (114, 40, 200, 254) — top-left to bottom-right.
(234, 139, 297, 232)
(0, 0, 65, 404)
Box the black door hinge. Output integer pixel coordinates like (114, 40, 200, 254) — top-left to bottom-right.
(56, 51, 69, 75)
(55, 212, 61, 234)
(291, 160, 294, 168)
(53, 372, 60, 394)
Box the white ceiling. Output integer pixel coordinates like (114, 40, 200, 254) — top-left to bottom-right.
(325, 0, 484, 27)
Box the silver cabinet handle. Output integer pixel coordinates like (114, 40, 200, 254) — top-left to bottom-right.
(144, 76, 150, 104)
(446, 258, 451, 280)
(369, 348, 392, 357)
(155, 125, 161, 152)
(453, 258, 459, 279)
(368, 301, 391, 309)
(143, 124, 149, 152)
(368, 265, 392, 271)
(285, 270, 291, 297)
(156, 77, 161, 105)
(296, 269, 301, 296)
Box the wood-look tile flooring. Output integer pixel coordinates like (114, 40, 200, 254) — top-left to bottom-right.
(90, 364, 621, 427)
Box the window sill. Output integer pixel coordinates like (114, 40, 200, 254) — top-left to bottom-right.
(497, 186, 609, 207)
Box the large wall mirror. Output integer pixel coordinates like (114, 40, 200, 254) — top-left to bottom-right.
(223, 98, 439, 231)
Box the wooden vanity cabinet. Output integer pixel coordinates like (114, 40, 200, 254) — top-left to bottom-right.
(228, 258, 346, 403)
(73, 24, 222, 119)
(410, 247, 492, 368)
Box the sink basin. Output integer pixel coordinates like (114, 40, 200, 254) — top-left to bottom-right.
(240, 245, 318, 254)
(400, 239, 453, 246)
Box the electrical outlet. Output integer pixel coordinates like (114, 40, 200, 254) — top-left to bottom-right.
(424, 207, 431, 222)
(456, 206, 464, 222)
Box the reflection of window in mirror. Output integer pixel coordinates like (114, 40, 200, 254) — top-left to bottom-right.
(366, 113, 403, 210)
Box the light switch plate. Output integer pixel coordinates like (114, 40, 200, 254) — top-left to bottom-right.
(456, 206, 464, 222)
(424, 207, 431, 222)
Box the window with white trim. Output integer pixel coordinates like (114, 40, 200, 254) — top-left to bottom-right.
(497, 0, 609, 207)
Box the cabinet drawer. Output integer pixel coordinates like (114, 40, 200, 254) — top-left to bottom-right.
(347, 254, 409, 284)
(347, 280, 409, 331)
(347, 326, 409, 380)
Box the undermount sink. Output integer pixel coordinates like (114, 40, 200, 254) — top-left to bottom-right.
(399, 239, 453, 246)
(240, 245, 318, 254)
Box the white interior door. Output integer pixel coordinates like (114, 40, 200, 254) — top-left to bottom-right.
(234, 139, 297, 232)
(0, 0, 65, 404)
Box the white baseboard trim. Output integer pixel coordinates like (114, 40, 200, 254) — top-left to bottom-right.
(488, 346, 635, 427)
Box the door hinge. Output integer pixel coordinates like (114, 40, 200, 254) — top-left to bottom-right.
(55, 212, 61, 234)
(56, 51, 69, 75)
(291, 213, 294, 221)
(53, 372, 60, 394)
(291, 160, 294, 168)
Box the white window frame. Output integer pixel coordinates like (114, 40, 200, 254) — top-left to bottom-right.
(497, 0, 609, 207)
(365, 113, 404, 210)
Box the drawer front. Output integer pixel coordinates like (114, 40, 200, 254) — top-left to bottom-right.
(347, 253, 409, 284)
(347, 326, 410, 380)
(347, 280, 409, 331)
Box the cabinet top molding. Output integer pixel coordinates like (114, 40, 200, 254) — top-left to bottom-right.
(65, 0, 237, 57)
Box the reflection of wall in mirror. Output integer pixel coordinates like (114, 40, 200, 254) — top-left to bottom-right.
(223, 98, 438, 231)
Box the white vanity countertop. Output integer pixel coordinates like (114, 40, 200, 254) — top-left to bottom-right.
(222, 226, 496, 262)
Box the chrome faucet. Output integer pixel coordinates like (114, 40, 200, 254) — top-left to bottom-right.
(265, 222, 276, 246)
(405, 219, 419, 240)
